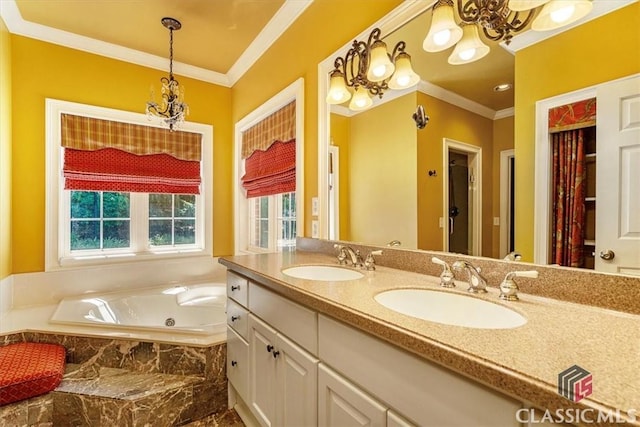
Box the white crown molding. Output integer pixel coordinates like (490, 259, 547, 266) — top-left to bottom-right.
(330, 80, 511, 121)
(494, 107, 515, 120)
(418, 80, 497, 120)
(0, 0, 314, 87)
(226, 0, 314, 85)
(503, 0, 637, 53)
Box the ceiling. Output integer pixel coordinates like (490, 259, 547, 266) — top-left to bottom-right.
(2, 0, 633, 113)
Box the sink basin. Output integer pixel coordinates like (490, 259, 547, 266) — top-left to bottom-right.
(282, 265, 364, 281)
(374, 289, 526, 329)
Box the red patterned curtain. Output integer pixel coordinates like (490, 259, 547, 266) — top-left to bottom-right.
(551, 129, 586, 267)
(241, 139, 296, 198)
(61, 114, 202, 194)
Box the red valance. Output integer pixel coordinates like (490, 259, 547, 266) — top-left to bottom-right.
(64, 148, 201, 194)
(241, 139, 295, 198)
(549, 98, 596, 132)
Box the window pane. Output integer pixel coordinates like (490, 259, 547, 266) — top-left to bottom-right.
(103, 220, 130, 248)
(175, 195, 196, 217)
(259, 197, 269, 218)
(103, 192, 130, 218)
(71, 191, 100, 218)
(71, 220, 100, 250)
(259, 219, 269, 249)
(149, 194, 172, 217)
(175, 219, 195, 244)
(149, 219, 173, 246)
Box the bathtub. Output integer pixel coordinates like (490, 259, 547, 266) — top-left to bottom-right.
(50, 283, 227, 335)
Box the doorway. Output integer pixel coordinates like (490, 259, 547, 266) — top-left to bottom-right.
(500, 149, 515, 258)
(443, 139, 482, 256)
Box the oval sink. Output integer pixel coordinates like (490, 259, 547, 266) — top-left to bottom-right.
(374, 289, 526, 329)
(282, 265, 364, 281)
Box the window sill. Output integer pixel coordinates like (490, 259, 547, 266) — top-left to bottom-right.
(49, 249, 212, 272)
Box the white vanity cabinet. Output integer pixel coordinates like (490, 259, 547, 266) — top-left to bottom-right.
(248, 314, 318, 426)
(225, 269, 524, 427)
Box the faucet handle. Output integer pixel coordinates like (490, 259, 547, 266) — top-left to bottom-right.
(333, 244, 348, 265)
(364, 250, 383, 270)
(499, 270, 539, 301)
(431, 257, 455, 288)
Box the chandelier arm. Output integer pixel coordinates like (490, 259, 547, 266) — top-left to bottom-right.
(390, 41, 407, 61)
(458, 0, 479, 23)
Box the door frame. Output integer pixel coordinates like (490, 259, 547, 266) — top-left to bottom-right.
(533, 86, 596, 264)
(442, 138, 482, 256)
(499, 149, 515, 258)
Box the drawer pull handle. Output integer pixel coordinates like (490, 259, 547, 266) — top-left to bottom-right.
(266, 344, 274, 353)
(231, 315, 240, 322)
(231, 285, 240, 291)
(231, 360, 238, 367)
(272, 350, 280, 359)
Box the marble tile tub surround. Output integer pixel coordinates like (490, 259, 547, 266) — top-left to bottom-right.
(1, 331, 225, 380)
(0, 332, 229, 426)
(298, 237, 640, 315)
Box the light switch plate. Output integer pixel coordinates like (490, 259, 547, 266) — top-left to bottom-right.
(312, 220, 319, 238)
(493, 217, 500, 226)
(312, 197, 319, 217)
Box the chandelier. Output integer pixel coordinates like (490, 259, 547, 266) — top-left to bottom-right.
(326, 28, 421, 112)
(423, 0, 593, 64)
(146, 17, 189, 131)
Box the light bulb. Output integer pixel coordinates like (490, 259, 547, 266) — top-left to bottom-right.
(550, 4, 575, 23)
(371, 64, 388, 78)
(459, 49, 476, 61)
(433, 29, 451, 46)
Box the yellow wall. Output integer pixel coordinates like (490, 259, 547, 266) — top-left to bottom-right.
(514, 2, 640, 261)
(417, 92, 494, 255)
(11, 36, 232, 273)
(491, 116, 514, 259)
(231, 0, 403, 237)
(0, 18, 12, 279)
(349, 94, 418, 247)
(329, 113, 351, 240)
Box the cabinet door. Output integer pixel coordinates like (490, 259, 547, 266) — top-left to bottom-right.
(318, 363, 387, 427)
(227, 326, 249, 402)
(249, 314, 278, 426)
(277, 333, 318, 426)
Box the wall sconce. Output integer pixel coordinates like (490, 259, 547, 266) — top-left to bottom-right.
(423, 0, 593, 65)
(326, 28, 420, 112)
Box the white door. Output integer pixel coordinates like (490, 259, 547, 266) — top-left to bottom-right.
(249, 315, 278, 426)
(596, 75, 640, 275)
(277, 333, 318, 426)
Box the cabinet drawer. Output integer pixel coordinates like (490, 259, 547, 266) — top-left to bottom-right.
(227, 298, 249, 340)
(227, 326, 249, 401)
(227, 271, 248, 307)
(249, 283, 318, 355)
(319, 315, 522, 427)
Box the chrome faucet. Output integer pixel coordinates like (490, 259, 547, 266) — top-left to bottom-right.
(452, 260, 488, 293)
(364, 250, 383, 270)
(499, 270, 539, 301)
(387, 240, 402, 247)
(503, 251, 522, 261)
(333, 244, 363, 267)
(431, 257, 455, 288)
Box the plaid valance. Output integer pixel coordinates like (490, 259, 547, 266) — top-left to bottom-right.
(241, 101, 295, 159)
(61, 114, 201, 161)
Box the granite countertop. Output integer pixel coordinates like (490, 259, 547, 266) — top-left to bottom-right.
(220, 250, 640, 425)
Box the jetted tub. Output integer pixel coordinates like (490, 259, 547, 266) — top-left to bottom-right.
(50, 283, 227, 335)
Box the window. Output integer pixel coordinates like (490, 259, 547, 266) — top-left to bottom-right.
(248, 192, 296, 252)
(234, 80, 304, 255)
(46, 99, 213, 270)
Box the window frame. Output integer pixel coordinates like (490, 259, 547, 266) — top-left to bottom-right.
(234, 79, 304, 255)
(247, 192, 297, 253)
(45, 99, 213, 271)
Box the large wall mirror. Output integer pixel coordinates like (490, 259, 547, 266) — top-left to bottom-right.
(317, 0, 640, 275)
